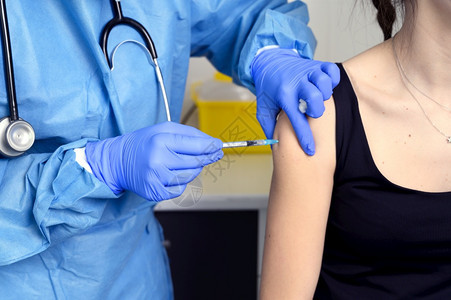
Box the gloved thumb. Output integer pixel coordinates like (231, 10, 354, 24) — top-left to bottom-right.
(256, 101, 279, 139)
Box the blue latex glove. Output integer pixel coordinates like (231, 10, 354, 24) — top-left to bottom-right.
(251, 48, 340, 155)
(85, 122, 224, 202)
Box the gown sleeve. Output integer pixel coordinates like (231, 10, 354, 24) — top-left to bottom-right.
(190, 0, 316, 92)
(0, 139, 117, 266)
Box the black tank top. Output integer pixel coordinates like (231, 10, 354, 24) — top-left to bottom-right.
(314, 64, 451, 299)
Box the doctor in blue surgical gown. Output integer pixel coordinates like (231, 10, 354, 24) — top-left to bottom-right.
(0, 1, 339, 298)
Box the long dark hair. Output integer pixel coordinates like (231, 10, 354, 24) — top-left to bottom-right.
(371, 0, 398, 40)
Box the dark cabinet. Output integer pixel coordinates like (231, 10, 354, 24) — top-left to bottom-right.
(156, 210, 259, 300)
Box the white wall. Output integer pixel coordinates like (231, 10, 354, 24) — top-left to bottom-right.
(182, 0, 385, 121)
(303, 0, 383, 62)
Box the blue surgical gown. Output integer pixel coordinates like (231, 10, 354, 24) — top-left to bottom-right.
(0, 1, 315, 299)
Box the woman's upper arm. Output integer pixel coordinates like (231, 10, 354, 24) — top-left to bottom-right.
(260, 99, 336, 299)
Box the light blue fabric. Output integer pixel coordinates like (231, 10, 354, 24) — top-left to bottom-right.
(0, 0, 315, 298)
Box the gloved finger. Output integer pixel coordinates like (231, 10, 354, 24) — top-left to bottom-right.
(130, 178, 171, 202)
(321, 62, 340, 88)
(167, 150, 224, 170)
(166, 168, 203, 186)
(284, 102, 315, 156)
(308, 68, 333, 100)
(256, 99, 279, 139)
(164, 184, 188, 200)
(163, 134, 223, 155)
(155, 167, 202, 189)
(297, 81, 325, 118)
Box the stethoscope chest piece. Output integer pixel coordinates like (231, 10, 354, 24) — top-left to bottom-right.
(0, 0, 36, 157)
(0, 117, 35, 157)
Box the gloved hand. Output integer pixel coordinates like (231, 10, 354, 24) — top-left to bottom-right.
(85, 122, 224, 202)
(251, 48, 340, 155)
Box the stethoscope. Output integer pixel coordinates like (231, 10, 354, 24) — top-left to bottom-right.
(0, 0, 171, 157)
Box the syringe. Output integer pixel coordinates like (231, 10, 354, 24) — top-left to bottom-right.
(222, 139, 278, 148)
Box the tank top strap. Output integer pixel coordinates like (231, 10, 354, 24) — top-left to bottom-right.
(333, 63, 379, 184)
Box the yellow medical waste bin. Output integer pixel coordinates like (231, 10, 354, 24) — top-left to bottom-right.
(191, 73, 270, 154)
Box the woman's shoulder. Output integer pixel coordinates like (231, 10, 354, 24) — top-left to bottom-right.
(344, 40, 390, 71)
(342, 41, 398, 95)
(341, 40, 403, 110)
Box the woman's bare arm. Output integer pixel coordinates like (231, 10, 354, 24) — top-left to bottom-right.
(260, 98, 336, 299)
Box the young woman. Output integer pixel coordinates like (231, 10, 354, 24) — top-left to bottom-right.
(260, 0, 451, 298)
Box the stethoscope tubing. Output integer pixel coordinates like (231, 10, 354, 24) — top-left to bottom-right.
(0, 0, 171, 157)
(100, 0, 158, 68)
(100, 0, 171, 122)
(0, 0, 18, 121)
